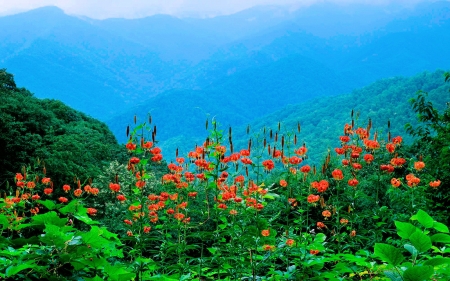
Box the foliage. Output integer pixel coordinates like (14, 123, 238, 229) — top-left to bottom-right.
(0, 69, 127, 190)
(405, 76, 450, 224)
(1, 72, 449, 280)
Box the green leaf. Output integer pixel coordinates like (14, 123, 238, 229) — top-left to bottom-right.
(423, 257, 450, 266)
(32, 211, 66, 227)
(0, 215, 9, 230)
(374, 243, 405, 266)
(404, 244, 418, 257)
(409, 231, 432, 253)
(5, 261, 35, 277)
(395, 221, 418, 239)
(74, 214, 99, 225)
(431, 233, 450, 243)
(59, 199, 82, 215)
(433, 222, 449, 233)
(403, 265, 434, 281)
(207, 247, 217, 255)
(314, 233, 327, 243)
(383, 270, 403, 281)
(415, 209, 434, 228)
(36, 199, 56, 210)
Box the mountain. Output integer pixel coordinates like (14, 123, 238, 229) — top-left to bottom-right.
(1, 1, 449, 133)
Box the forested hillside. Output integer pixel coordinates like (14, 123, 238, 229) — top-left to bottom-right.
(107, 69, 450, 163)
(0, 69, 126, 189)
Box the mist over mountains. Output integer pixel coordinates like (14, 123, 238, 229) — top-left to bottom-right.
(1, 1, 449, 157)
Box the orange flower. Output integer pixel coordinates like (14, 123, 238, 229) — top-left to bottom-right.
(352, 163, 362, 170)
(390, 157, 406, 167)
(392, 136, 403, 145)
(124, 219, 133, 225)
(261, 229, 270, 237)
(117, 194, 126, 201)
(414, 161, 425, 171)
(229, 209, 238, 215)
(363, 154, 374, 164)
(126, 142, 136, 151)
(41, 177, 51, 185)
(300, 165, 311, 173)
(32, 194, 40, 200)
(310, 249, 320, 255)
(340, 218, 349, 225)
(87, 208, 97, 216)
(335, 147, 345, 155)
(109, 183, 120, 192)
(188, 192, 198, 198)
(348, 178, 359, 187)
(279, 179, 288, 187)
(317, 222, 326, 229)
(350, 230, 356, 237)
(129, 157, 140, 164)
(286, 239, 295, 246)
(90, 188, 99, 195)
(44, 188, 53, 195)
(62, 184, 71, 193)
(26, 182, 36, 189)
(142, 141, 153, 149)
(289, 156, 302, 165)
(429, 180, 441, 188)
(263, 245, 275, 251)
(143, 226, 151, 233)
(262, 159, 275, 171)
(15, 173, 24, 181)
(386, 143, 395, 153)
(295, 147, 307, 156)
(380, 164, 395, 173)
(135, 180, 146, 188)
(331, 169, 344, 181)
(307, 194, 320, 203)
(391, 178, 401, 188)
(58, 197, 68, 203)
(322, 210, 332, 218)
(74, 189, 83, 197)
(340, 136, 350, 143)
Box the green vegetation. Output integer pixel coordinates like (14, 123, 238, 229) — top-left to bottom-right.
(0, 69, 127, 189)
(1, 70, 449, 280)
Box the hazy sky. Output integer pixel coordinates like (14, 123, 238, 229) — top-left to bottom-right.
(0, 0, 437, 19)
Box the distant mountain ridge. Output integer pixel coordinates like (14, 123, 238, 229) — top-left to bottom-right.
(1, 1, 449, 142)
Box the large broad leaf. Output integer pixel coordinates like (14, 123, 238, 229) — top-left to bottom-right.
(433, 222, 449, 233)
(402, 265, 434, 281)
(104, 263, 135, 281)
(36, 199, 56, 210)
(32, 211, 66, 227)
(409, 232, 432, 253)
(423, 257, 450, 266)
(74, 214, 99, 225)
(395, 221, 418, 239)
(430, 233, 450, 244)
(80, 226, 110, 249)
(374, 243, 405, 266)
(384, 270, 403, 281)
(59, 199, 82, 215)
(5, 261, 36, 277)
(414, 210, 434, 229)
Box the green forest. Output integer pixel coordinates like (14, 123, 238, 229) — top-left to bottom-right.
(1, 69, 450, 280)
